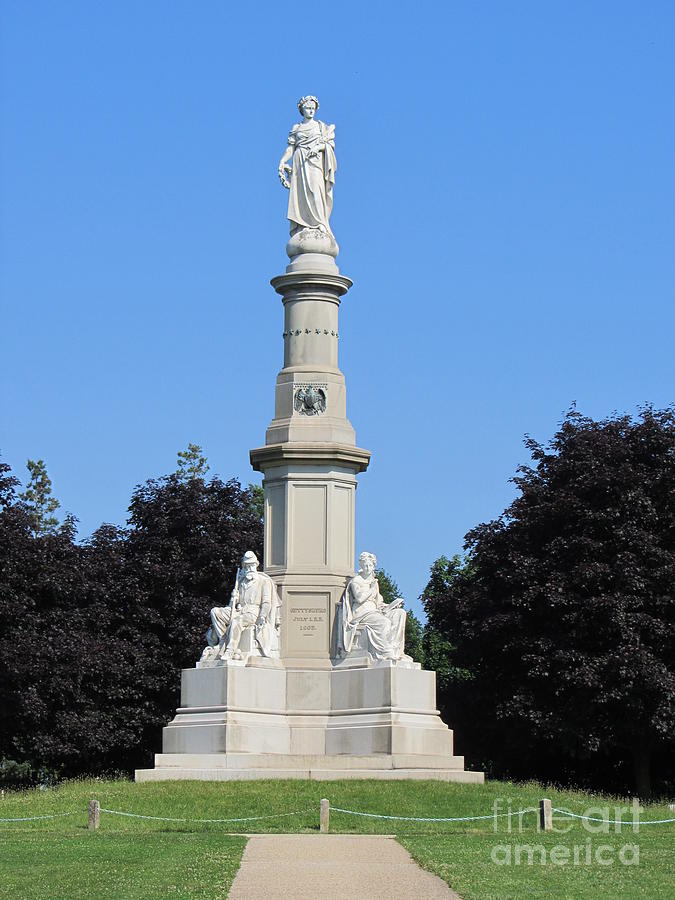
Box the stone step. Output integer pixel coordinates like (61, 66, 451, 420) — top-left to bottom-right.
(153, 752, 466, 770)
(135, 766, 485, 783)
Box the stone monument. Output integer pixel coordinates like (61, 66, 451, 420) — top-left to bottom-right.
(135, 97, 483, 782)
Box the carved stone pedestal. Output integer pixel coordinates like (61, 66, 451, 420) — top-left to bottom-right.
(135, 658, 483, 782)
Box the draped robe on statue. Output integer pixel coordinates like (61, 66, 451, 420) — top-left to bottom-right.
(339, 573, 407, 660)
(287, 119, 336, 235)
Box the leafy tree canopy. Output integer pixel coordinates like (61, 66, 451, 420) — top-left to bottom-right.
(248, 483, 264, 522)
(376, 568, 424, 663)
(423, 406, 675, 796)
(176, 443, 210, 482)
(18, 459, 60, 537)
(0, 459, 20, 510)
(0, 453, 263, 783)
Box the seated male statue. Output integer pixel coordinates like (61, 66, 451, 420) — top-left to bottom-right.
(201, 550, 280, 663)
(337, 551, 409, 661)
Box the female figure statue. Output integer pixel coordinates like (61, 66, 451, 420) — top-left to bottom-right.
(278, 95, 338, 260)
(338, 552, 408, 661)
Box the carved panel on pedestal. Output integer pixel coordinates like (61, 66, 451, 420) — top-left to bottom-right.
(286, 591, 330, 656)
(291, 483, 327, 566)
(331, 483, 353, 571)
(265, 483, 286, 567)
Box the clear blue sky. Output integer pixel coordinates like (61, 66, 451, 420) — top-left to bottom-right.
(2, 2, 673, 620)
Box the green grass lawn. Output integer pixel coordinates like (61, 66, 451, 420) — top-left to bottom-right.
(0, 778, 672, 898)
(0, 831, 245, 899)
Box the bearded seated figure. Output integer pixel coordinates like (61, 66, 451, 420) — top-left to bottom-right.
(199, 551, 280, 665)
(337, 551, 410, 662)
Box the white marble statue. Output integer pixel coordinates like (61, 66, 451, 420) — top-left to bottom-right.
(200, 551, 280, 664)
(337, 552, 408, 661)
(278, 95, 338, 259)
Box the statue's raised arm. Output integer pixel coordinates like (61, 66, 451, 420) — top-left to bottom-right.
(278, 95, 339, 264)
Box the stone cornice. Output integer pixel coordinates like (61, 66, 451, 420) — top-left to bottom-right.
(270, 272, 353, 298)
(250, 441, 371, 473)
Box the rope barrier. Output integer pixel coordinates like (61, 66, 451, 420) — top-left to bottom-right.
(330, 806, 538, 822)
(2, 805, 673, 827)
(552, 808, 675, 826)
(0, 813, 73, 822)
(99, 808, 314, 824)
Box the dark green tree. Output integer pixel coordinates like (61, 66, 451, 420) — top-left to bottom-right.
(0, 452, 264, 782)
(424, 407, 675, 796)
(18, 459, 60, 536)
(419, 556, 474, 717)
(248, 483, 264, 522)
(0, 458, 87, 781)
(125, 472, 264, 692)
(376, 568, 424, 663)
(0, 459, 19, 509)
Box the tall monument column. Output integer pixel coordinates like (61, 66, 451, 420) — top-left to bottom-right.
(251, 93, 369, 664)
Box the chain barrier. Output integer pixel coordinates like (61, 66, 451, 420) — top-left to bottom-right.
(330, 806, 538, 822)
(99, 808, 314, 824)
(2, 805, 673, 827)
(0, 813, 74, 822)
(552, 808, 675, 826)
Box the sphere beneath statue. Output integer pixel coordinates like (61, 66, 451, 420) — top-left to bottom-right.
(287, 226, 339, 260)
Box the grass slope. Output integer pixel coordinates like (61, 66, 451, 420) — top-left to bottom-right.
(0, 779, 672, 898)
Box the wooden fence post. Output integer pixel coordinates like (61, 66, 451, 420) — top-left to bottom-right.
(539, 798, 552, 832)
(88, 799, 100, 831)
(320, 798, 330, 833)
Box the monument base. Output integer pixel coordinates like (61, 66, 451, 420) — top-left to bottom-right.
(134, 756, 482, 782)
(135, 658, 483, 783)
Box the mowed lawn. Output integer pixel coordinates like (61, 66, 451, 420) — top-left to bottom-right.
(1, 830, 245, 899)
(0, 778, 673, 898)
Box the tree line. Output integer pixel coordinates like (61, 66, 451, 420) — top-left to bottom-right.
(419, 407, 674, 798)
(0, 445, 263, 784)
(1, 409, 673, 796)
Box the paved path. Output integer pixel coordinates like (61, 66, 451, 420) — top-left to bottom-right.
(228, 834, 459, 899)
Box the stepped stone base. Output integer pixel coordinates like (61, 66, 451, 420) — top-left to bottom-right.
(135, 658, 483, 783)
(137, 760, 483, 782)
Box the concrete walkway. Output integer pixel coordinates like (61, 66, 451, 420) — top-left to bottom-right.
(227, 834, 459, 899)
